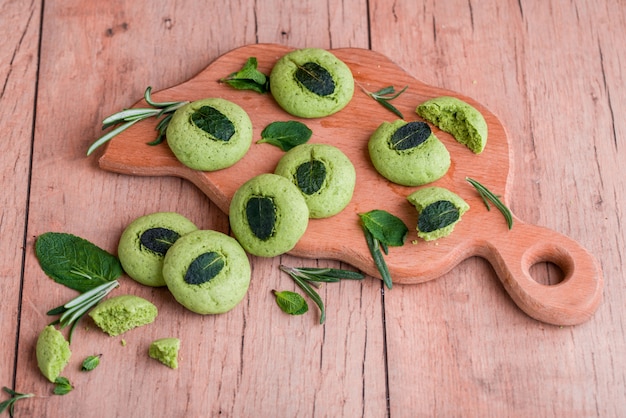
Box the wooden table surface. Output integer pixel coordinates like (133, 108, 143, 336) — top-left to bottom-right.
(2, 1, 624, 416)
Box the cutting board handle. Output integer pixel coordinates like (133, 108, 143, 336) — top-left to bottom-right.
(482, 221, 603, 325)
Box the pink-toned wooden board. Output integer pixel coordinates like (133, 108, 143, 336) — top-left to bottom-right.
(98, 44, 602, 325)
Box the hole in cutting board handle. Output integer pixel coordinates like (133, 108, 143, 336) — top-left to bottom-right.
(521, 242, 574, 287)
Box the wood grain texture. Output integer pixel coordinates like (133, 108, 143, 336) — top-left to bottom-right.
(3, 0, 625, 417)
(99, 44, 602, 325)
(0, 0, 41, 388)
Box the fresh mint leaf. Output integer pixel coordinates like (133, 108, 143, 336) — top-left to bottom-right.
(81, 355, 102, 372)
(257, 121, 312, 151)
(220, 57, 269, 94)
(358, 209, 408, 247)
(53, 377, 73, 396)
(35, 232, 122, 293)
(273, 290, 309, 315)
(294, 62, 335, 96)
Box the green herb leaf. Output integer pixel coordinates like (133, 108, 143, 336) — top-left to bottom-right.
(81, 355, 102, 372)
(279, 265, 364, 324)
(256, 121, 312, 151)
(184, 252, 225, 285)
(390, 121, 431, 151)
(358, 210, 408, 247)
(294, 62, 335, 96)
(273, 290, 309, 315)
(53, 377, 73, 396)
(87, 86, 189, 156)
(466, 177, 514, 229)
(35, 232, 122, 293)
(295, 160, 327, 195)
(0, 387, 34, 416)
(190, 105, 235, 141)
(220, 57, 269, 94)
(246, 196, 277, 240)
(363, 85, 408, 118)
(418, 200, 460, 233)
(139, 227, 181, 256)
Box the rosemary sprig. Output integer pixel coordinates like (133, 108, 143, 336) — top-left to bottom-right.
(0, 387, 34, 416)
(47, 280, 119, 342)
(86, 86, 189, 156)
(362, 226, 393, 289)
(279, 265, 365, 324)
(361, 85, 408, 118)
(466, 177, 514, 229)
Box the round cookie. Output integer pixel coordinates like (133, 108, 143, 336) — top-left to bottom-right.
(368, 120, 450, 186)
(166, 97, 253, 170)
(162, 230, 251, 314)
(416, 96, 488, 154)
(229, 173, 309, 257)
(407, 187, 470, 241)
(269, 48, 354, 118)
(118, 212, 198, 287)
(274, 143, 356, 218)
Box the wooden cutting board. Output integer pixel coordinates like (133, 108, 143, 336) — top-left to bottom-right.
(98, 44, 602, 326)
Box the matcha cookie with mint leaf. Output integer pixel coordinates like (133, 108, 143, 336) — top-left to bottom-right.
(270, 48, 354, 118)
(368, 120, 450, 186)
(407, 187, 470, 241)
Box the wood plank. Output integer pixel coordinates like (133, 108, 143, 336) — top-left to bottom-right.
(15, 1, 385, 417)
(0, 0, 41, 389)
(371, 0, 626, 416)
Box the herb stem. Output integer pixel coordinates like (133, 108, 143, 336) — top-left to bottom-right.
(466, 177, 514, 229)
(363, 227, 393, 289)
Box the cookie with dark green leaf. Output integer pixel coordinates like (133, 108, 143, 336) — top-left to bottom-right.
(162, 230, 251, 314)
(269, 48, 354, 118)
(407, 187, 469, 241)
(274, 144, 355, 218)
(368, 120, 450, 186)
(166, 97, 253, 170)
(416, 96, 487, 154)
(229, 173, 309, 257)
(118, 212, 198, 287)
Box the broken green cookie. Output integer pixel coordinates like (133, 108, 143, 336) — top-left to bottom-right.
(36, 325, 71, 382)
(149, 338, 180, 369)
(407, 187, 470, 241)
(416, 96, 487, 154)
(89, 295, 158, 336)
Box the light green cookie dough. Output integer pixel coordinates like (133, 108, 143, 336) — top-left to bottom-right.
(270, 48, 354, 118)
(162, 230, 251, 314)
(407, 187, 470, 241)
(416, 96, 488, 154)
(36, 325, 71, 382)
(118, 212, 198, 287)
(229, 173, 309, 257)
(368, 120, 450, 186)
(149, 338, 180, 369)
(166, 97, 253, 171)
(274, 144, 356, 218)
(89, 295, 158, 336)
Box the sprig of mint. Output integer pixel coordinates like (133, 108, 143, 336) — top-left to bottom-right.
(0, 387, 34, 416)
(86, 86, 189, 155)
(359, 209, 409, 289)
(362, 85, 408, 118)
(279, 266, 365, 324)
(219, 57, 269, 94)
(81, 355, 102, 372)
(256, 121, 312, 151)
